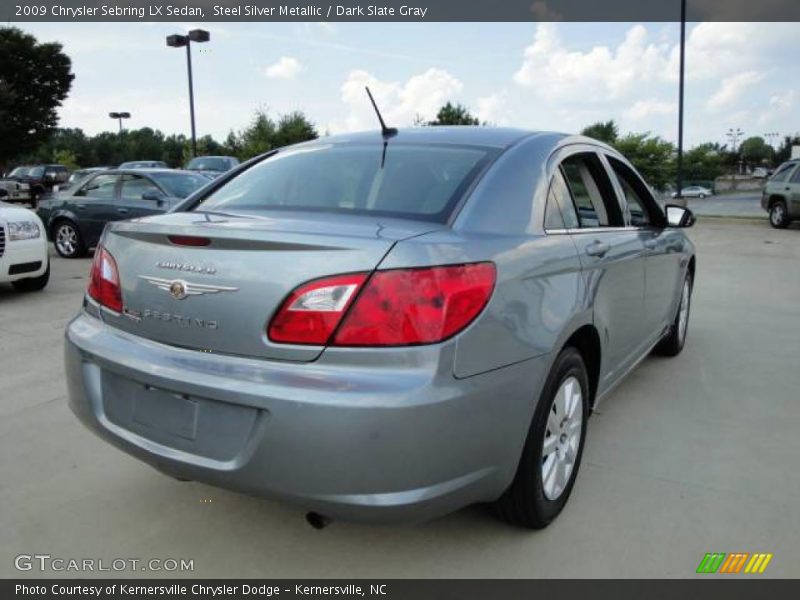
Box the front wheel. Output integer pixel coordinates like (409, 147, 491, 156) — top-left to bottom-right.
(54, 221, 86, 258)
(12, 261, 50, 292)
(654, 273, 692, 357)
(495, 347, 589, 529)
(769, 201, 790, 229)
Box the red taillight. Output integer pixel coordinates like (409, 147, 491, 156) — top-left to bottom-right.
(88, 246, 123, 312)
(267, 263, 496, 347)
(268, 273, 369, 345)
(168, 235, 211, 247)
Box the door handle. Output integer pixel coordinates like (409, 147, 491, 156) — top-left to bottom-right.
(585, 240, 610, 257)
(644, 239, 658, 250)
(117, 208, 129, 214)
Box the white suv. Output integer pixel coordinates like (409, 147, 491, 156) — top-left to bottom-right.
(0, 198, 49, 292)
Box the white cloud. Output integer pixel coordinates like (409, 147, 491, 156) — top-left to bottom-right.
(769, 89, 798, 112)
(476, 91, 509, 125)
(264, 56, 304, 80)
(333, 68, 463, 132)
(707, 71, 763, 110)
(624, 99, 676, 121)
(513, 24, 673, 102)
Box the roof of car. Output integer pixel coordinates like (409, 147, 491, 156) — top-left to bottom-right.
(309, 127, 560, 149)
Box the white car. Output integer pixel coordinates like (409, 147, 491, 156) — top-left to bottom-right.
(672, 185, 713, 199)
(0, 199, 50, 292)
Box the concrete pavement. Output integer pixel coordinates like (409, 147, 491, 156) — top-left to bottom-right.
(2, 220, 799, 578)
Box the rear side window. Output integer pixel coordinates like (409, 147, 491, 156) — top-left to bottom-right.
(544, 170, 579, 230)
(194, 143, 495, 222)
(560, 153, 621, 228)
(790, 167, 800, 183)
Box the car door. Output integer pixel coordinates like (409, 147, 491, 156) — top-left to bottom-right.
(118, 174, 168, 219)
(554, 149, 649, 388)
(69, 173, 120, 244)
(788, 165, 800, 216)
(605, 155, 685, 342)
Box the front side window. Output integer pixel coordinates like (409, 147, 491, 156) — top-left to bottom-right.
(120, 174, 162, 198)
(194, 143, 496, 222)
(608, 158, 653, 227)
(790, 166, 800, 184)
(76, 174, 118, 199)
(771, 163, 797, 183)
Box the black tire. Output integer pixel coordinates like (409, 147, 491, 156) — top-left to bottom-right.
(769, 200, 790, 229)
(698, 193, 705, 199)
(495, 347, 589, 529)
(12, 261, 50, 292)
(653, 273, 693, 357)
(53, 220, 86, 258)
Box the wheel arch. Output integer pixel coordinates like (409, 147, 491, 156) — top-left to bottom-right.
(767, 194, 787, 209)
(561, 325, 602, 409)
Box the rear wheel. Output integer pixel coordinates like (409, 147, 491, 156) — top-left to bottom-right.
(769, 200, 790, 229)
(495, 347, 589, 529)
(54, 221, 86, 258)
(12, 261, 50, 292)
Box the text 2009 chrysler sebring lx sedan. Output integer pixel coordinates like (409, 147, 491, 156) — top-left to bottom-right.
(65, 127, 696, 528)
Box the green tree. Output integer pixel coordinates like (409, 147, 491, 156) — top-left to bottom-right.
(52, 149, 79, 171)
(738, 136, 773, 166)
(682, 143, 725, 182)
(580, 120, 619, 145)
(0, 27, 74, 170)
(614, 133, 676, 191)
(273, 111, 318, 148)
(428, 102, 480, 126)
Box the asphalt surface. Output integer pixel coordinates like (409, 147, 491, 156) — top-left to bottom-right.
(2, 219, 799, 579)
(686, 193, 764, 218)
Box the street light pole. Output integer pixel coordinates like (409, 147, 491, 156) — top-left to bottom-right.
(108, 112, 130, 134)
(676, 0, 687, 203)
(167, 29, 209, 159)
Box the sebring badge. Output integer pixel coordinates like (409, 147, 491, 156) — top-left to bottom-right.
(139, 276, 238, 300)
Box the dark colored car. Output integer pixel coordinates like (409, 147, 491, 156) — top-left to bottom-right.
(118, 161, 169, 169)
(36, 169, 211, 258)
(184, 155, 240, 178)
(0, 164, 70, 207)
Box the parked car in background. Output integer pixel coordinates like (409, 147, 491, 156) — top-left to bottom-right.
(752, 167, 770, 179)
(0, 164, 69, 207)
(64, 128, 696, 529)
(672, 185, 713, 199)
(37, 169, 211, 258)
(118, 160, 169, 169)
(761, 159, 800, 228)
(56, 167, 115, 194)
(0, 193, 50, 291)
(184, 155, 240, 178)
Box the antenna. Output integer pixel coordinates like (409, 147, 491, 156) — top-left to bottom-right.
(365, 86, 397, 138)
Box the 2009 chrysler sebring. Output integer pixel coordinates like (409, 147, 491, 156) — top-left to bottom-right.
(65, 127, 696, 528)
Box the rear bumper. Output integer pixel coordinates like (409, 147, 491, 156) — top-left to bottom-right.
(65, 311, 546, 523)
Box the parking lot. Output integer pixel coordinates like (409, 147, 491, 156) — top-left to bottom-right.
(1, 218, 799, 579)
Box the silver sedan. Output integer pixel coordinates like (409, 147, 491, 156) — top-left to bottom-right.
(64, 127, 696, 528)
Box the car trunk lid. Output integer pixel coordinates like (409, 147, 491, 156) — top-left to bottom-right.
(100, 210, 443, 361)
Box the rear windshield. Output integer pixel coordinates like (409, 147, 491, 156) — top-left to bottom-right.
(151, 172, 211, 198)
(193, 143, 496, 222)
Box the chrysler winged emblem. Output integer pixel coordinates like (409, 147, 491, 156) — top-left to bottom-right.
(139, 276, 238, 300)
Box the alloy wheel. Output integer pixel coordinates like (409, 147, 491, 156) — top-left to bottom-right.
(56, 224, 78, 256)
(541, 375, 583, 501)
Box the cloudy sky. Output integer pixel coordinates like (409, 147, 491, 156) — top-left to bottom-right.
(16, 21, 800, 147)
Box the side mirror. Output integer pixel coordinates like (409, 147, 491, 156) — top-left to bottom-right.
(141, 190, 165, 203)
(665, 204, 695, 228)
